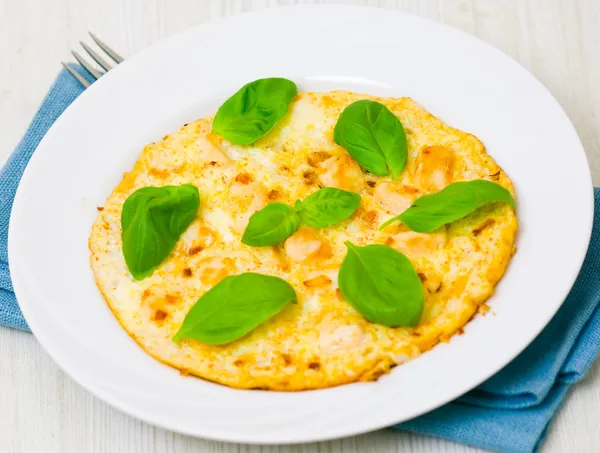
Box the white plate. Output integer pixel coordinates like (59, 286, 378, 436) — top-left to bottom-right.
(8, 5, 593, 445)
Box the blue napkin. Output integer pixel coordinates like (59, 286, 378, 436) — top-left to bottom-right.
(1, 68, 599, 453)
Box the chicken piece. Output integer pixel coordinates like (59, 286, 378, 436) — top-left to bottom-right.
(181, 223, 216, 255)
(284, 228, 332, 262)
(318, 324, 367, 355)
(303, 275, 332, 288)
(316, 153, 365, 192)
(230, 180, 269, 234)
(387, 230, 447, 257)
(413, 146, 455, 192)
(385, 230, 447, 286)
(373, 181, 418, 215)
(386, 230, 446, 293)
(195, 133, 231, 165)
(197, 256, 235, 286)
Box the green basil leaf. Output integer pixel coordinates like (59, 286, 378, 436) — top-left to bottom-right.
(121, 184, 200, 280)
(339, 243, 424, 327)
(380, 180, 516, 233)
(241, 202, 301, 247)
(294, 187, 361, 228)
(333, 100, 408, 179)
(172, 273, 297, 345)
(212, 78, 297, 145)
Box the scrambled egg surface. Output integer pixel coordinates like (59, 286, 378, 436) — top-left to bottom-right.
(89, 91, 518, 390)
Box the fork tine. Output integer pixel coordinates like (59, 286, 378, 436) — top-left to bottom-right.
(71, 50, 102, 80)
(61, 62, 91, 88)
(89, 32, 124, 63)
(80, 41, 113, 71)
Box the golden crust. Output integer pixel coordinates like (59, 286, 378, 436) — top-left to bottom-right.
(89, 91, 518, 390)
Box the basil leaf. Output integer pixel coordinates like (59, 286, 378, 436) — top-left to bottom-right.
(242, 203, 301, 247)
(381, 180, 516, 233)
(122, 184, 200, 280)
(172, 273, 297, 345)
(333, 100, 408, 179)
(339, 243, 424, 327)
(212, 78, 297, 145)
(295, 187, 361, 228)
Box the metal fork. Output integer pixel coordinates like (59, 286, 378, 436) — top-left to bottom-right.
(61, 32, 124, 88)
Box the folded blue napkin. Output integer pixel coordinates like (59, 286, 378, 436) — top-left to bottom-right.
(2, 68, 599, 453)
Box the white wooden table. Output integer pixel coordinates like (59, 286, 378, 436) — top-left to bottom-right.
(1, 1, 600, 452)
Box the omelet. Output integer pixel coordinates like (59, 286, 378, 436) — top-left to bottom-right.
(89, 91, 517, 390)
